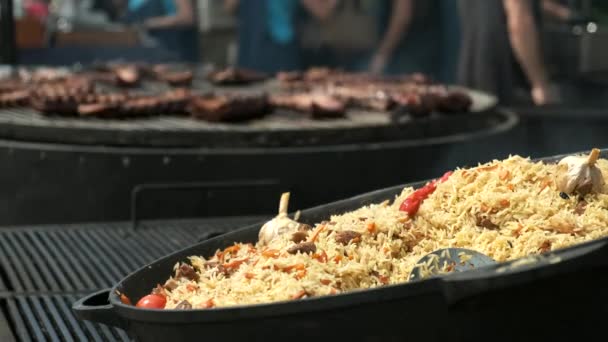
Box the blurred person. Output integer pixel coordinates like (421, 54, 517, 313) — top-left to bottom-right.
(122, 0, 199, 61)
(541, 0, 580, 22)
(366, 0, 441, 76)
(458, 0, 557, 105)
(438, 0, 460, 83)
(225, 0, 336, 73)
(299, 0, 442, 76)
(24, 0, 49, 21)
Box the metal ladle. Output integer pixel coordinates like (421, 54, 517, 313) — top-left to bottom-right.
(409, 248, 496, 281)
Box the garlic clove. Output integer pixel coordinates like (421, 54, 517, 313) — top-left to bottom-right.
(556, 148, 605, 195)
(258, 192, 301, 246)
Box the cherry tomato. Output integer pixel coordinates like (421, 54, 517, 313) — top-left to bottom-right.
(135, 294, 166, 309)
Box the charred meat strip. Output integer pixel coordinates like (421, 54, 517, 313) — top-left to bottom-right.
(189, 93, 269, 122)
(270, 93, 345, 118)
(207, 67, 268, 85)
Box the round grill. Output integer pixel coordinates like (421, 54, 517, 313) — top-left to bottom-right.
(0, 89, 501, 148)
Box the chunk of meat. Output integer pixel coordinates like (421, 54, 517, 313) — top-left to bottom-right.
(175, 300, 192, 310)
(334, 230, 362, 245)
(539, 240, 552, 253)
(163, 279, 178, 291)
(176, 263, 199, 281)
(298, 223, 314, 231)
(291, 231, 309, 243)
(287, 242, 317, 254)
(476, 215, 499, 230)
(189, 93, 269, 122)
(575, 200, 587, 215)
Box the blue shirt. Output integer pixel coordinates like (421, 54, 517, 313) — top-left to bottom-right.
(128, 0, 175, 15)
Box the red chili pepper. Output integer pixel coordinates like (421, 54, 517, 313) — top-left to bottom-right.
(399, 171, 453, 217)
(440, 171, 453, 183)
(399, 197, 422, 217)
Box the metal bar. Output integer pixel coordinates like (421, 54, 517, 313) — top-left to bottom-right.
(54, 230, 115, 288)
(30, 296, 62, 342)
(130, 179, 279, 230)
(0, 0, 17, 65)
(56, 295, 88, 342)
(5, 299, 29, 342)
(16, 297, 46, 341)
(27, 231, 77, 291)
(44, 230, 99, 290)
(4, 233, 49, 291)
(0, 301, 16, 342)
(0, 235, 30, 291)
(13, 232, 62, 292)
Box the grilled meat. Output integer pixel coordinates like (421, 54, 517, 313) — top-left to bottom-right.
(189, 93, 269, 122)
(207, 67, 268, 85)
(270, 93, 345, 118)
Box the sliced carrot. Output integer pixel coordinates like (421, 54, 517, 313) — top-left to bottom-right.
(223, 245, 240, 255)
(320, 279, 332, 285)
(119, 293, 132, 305)
(499, 199, 510, 207)
(262, 249, 280, 258)
(351, 236, 361, 244)
(312, 250, 328, 263)
(498, 169, 510, 181)
(186, 284, 198, 292)
(333, 255, 343, 263)
(310, 224, 326, 243)
(507, 184, 515, 191)
(378, 275, 389, 284)
(348, 255, 354, 260)
(223, 257, 249, 270)
(366, 222, 376, 233)
(382, 247, 390, 254)
(204, 298, 215, 308)
(244, 272, 255, 280)
(295, 270, 307, 280)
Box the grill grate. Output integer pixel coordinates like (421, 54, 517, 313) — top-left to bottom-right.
(0, 216, 264, 341)
(0, 217, 262, 293)
(5, 295, 130, 342)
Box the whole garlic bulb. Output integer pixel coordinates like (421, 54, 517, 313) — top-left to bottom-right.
(556, 148, 605, 195)
(258, 192, 300, 246)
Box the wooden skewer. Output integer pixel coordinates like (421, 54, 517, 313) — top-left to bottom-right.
(588, 148, 600, 166)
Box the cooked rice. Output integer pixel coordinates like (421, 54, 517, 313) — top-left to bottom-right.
(160, 155, 608, 309)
